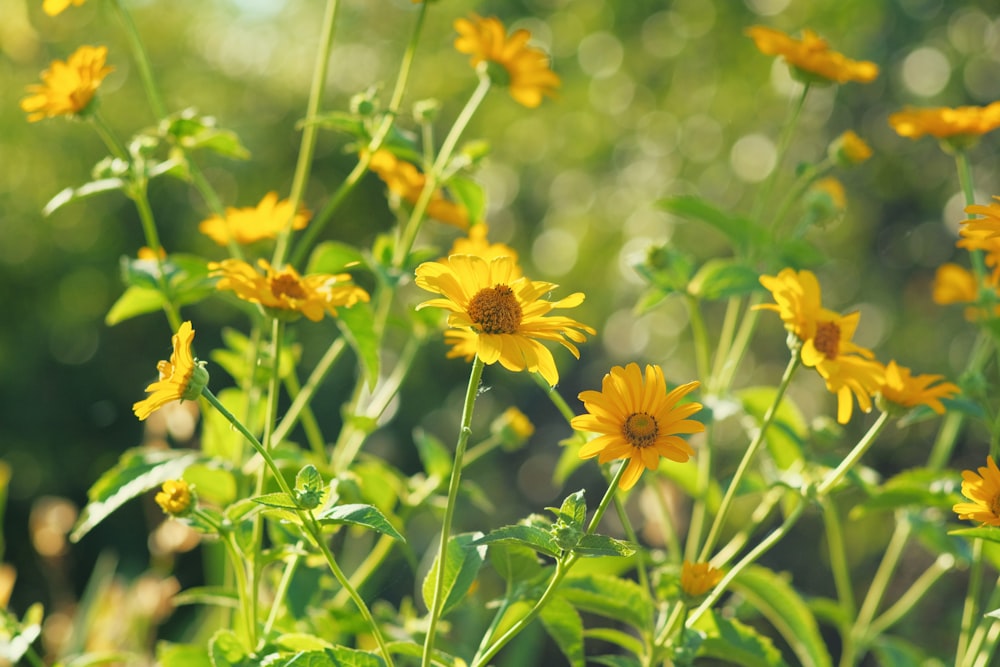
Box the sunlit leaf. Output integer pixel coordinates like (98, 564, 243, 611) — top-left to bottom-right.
(316, 503, 405, 542)
(307, 241, 367, 275)
(659, 195, 767, 251)
(43, 178, 126, 216)
(336, 302, 379, 389)
(540, 596, 585, 667)
(558, 573, 653, 631)
(688, 259, 761, 301)
(447, 176, 485, 226)
(105, 286, 165, 325)
(738, 386, 807, 471)
(572, 534, 636, 558)
(421, 532, 486, 617)
(155, 642, 213, 667)
(171, 586, 240, 609)
(692, 610, 788, 667)
(473, 524, 561, 558)
(852, 468, 962, 517)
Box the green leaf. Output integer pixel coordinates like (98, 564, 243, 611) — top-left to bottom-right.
(775, 237, 824, 269)
(634, 243, 696, 294)
(730, 565, 832, 667)
(583, 628, 645, 657)
(171, 586, 240, 609)
(487, 542, 545, 585)
(558, 573, 653, 631)
(550, 489, 587, 528)
(421, 532, 487, 617)
(473, 524, 561, 558)
(71, 447, 199, 542)
(105, 286, 166, 325)
(412, 428, 453, 482)
(0, 603, 42, 663)
(688, 259, 761, 301)
(692, 610, 788, 667)
(307, 111, 367, 138)
(336, 302, 379, 389)
(163, 109, 250, 159)
(182, 463, 237, 506)
(852, 468, 962, 517)
(208, 629, 250, 667)
(540, 596, 585, 667)
(589, 656, 643, 667)
(572, 534, 637, 558)
(949, 526, 1000, 546)
(316, 503, 405, 542)
(738, 386, 807, 471)
(447, 176, 485, 226)
(156, 642, 214, 667)
(277, 647, 385, 666)
(659, 195, 767, 251)
(869, 635, 937, 667)
(43, 178, 127, 216)
(307, 241, 367, 275)
(252, 492, 301, 509)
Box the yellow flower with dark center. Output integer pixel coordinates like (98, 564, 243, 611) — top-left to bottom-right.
(889, 102, 1000, 142)
(414, 255, 594, 386)
(43, 0, 85, 15)
(571, 363, 703, 491)
(210, 259, 369, 322)
(879, 360, 958, 415)
(745, 26, 878, 84)
(368, 150, 469, 229)
(448, 224, 519, 268)
(454, 13, 560, 108)
(199, 192, 311, 246)
(21, 45, 114, 122)
(680, 561, 724, 598)
(133, 321, 208, 421)
(155, 479, 193, 516)
(954, 456, 1000, 527)
(829, 130, 872, 166)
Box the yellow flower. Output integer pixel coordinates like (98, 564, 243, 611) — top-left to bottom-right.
(756, 268, 836, 342)
(829, 130, 872, 166)
(961, 197, 1000, 240)
(43, 0, 85, 15)
(491, 406, 535, 450)
(745, 26, 878, 85)
(447, 224, 518, 267)
(210, 259, 369, 322)
(133, 322, 208, 421)
(680, 561, 724, 598)
(954, 456, 1000, 527)
(155, 480, 193, 516)
(889, 102, 1000, 142)
(810, 177, 847, 211)
(199, 192, 311, 246)
(21, 45, 114, 122)
(454, 13, 560, 108)
(368, 150, 469, 229)
(932, 263, 1000, 321)
(414, 255, 594, 386)
(957, 228, 1000, 284)
(571, 363, 704, 491)
(879, 360, 958, 415)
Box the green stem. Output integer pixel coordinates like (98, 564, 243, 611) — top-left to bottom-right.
(957, 538, 985, 666)
(262, 543, 304, 638)
(130, 187, 183, 332)
(685, 295, 711, 382)
(751, 83, 810, 226)
(110, 0, 167, 118)
(711, 484, 782, 568)
(867, 554, 953, 638)
(928, 332, 991, 470)
(222, 533, 256, 648)
(964, 571, 1000, 667)
(716, 293, 765, 394)
(272, 338, 346, 447)
(533, 371, 577, 423)
(821, 499, 856, 627)
(421, 356, 486, 667)
(707, 297, 741, 394)
(648, 476, 683, 562)
(88, 112, 129, 161)
(23, 647, 45, 667)
(698, 353, 800, 561)
(816, 411, 891, 496)
(683, 421, 712, 563)
(282, 372, 327, 458)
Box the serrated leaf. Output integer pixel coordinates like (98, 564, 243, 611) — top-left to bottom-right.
(447, 176, 484, 226)
(572, 534, 637, 558)
(43, 178, 126, 216)
(853, 468, 962, 517)
(71, 448, 199, 542)
(540, 596, 585, 667)
(692, 610, 788, 667)
(550, 490, 587, 528)
(336, 302, 379, 389)
(307, 241, 367, 275)
(558, 573, 653, 631)
(689, 259, 761, 301)
(105, 286, 166, 325)
(412, 428, 453, 481)
(730, 566, 832, 667)
(738, 386, 807, 471)
(473, 524, 561, 558)
(316, 503, 405, 542)
(659, 195, 767, 250)
(422, 532, 487, 617)
(252, 492, 301, 509)
(171, 586, 240, 609)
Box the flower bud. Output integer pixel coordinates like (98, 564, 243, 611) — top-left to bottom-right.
(491, 407, 534, 451)
(156, 479, 194, 517)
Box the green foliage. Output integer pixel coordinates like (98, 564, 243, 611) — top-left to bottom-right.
(692, 610, 789, 667)
(421, 532, 486, 618)
(316, 504, 405, 542)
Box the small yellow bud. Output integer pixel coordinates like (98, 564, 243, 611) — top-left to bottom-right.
(156, 479, 193, 516)
(491, 407, 535, 451)
(680, 560, 723, 598)
(829, 130, 872, 167)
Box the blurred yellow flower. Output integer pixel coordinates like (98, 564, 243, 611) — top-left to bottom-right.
(745, 26, 878, 84)
(368, 149, 469, 229)
(21, 45, 113, 122)
(454, 13, 560, 108)
(491, 406, 535, 450)
(889, 102, 1000, 141)
(879, 360, 958, 414)
(572, 363, 703, 491)
(680, 561, 724, 598)
(756, 268, 834, 342)
(829, 130, 872, 166)
(957, 228, 1000, 283)
(133, 321, 207, 421)
(210, 259, 369, 322)
(932, 263, 1000, 321)
(447, 224, 519, 267)
(961, 197, 1000, 239)
(810, 177, 847, 211)
(43, 0, 85, 16)
(414, 255, 594, 386)
(155, 480, 192, 516)
(199, 192, 310, 246)
(954, 456, 1000, 527)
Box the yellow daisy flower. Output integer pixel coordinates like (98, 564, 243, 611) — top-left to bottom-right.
(447, 224, 519, 267)
(954, 456, 1000, 527)
(756, 268, 836, 342)
(571, 363, 704, 491)
(21, 45, 114, 122)
(680, 561, 724, 598)
(745, 26, 878, 85)
(198, 192, 311, 246)
(879, 360, 958, 415)
(133, 321, 207, 421)
(43, 0, 85, 15)
(210, 259, 369, 322)
(454, 13, 560, 108)
(155, 479, 193, 516)
(414, 255, 594, 386)
(889, 102, 1000, 141)
(368, 149, 469, 229)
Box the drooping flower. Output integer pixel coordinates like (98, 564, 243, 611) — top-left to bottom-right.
(43, 0, 85, 15)
(21, 45, 114, 122)
(199, 192, 310, 246)
(133, 321, 208, 421)
(954, 456, 1000, 527)
(680, 561, 724, 598)
(571, 363, 703, 491)
(414, 255, 594, 386)
(210, 259, 369, 322)
(829, 130, 872, 166)
(454, 13, 560, 108)
(155, 480, 193, 516)
(879, 360, 958, 415)
(889, 102, 1000, 147)
(368, 149, 469, 229)
(745, 26, 878, 85)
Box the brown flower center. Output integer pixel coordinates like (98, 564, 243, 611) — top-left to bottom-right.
(467, 284, 522, 334)
(813, 321, 841, 359)
(623, 412, 658, 448)
(271, 274, 306, 300)
(990, 493, 1000, 517)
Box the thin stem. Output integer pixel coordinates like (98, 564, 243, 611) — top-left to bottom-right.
(421, 356, 486, 667)
(751, 83, 810, 226)
(110, 0, 167, 118)
(685, 294, 711, 382)
(965, 572, 1000, 667)
(683, 423, 712, 563)
(868, 555, 953, 638)
(88, 112, 129, 161)
(282, 372, 327, 458)
(648, 476, 682, 562)
(821, 499, 856, 626)
(262, 543, 304, 638)
(707, 297, 741, 394)
(273, 338, 347, 447)
(928, 331, 991, 470)
(533, 371, 577, 424)
(715, 293, 764, 394)
(957, 538, 985, 666)
(223, 533, 256, 648)
(711, 485, 782, 568)
(130, 187, 183, 332)
(816, 411, 891, 496)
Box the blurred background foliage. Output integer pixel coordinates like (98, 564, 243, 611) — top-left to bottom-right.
(4, 0, 1000, 660)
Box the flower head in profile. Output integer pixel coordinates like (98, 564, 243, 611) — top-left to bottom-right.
(491, 406, 535, 451)
(21, 45, 113, 122)
(829, 130, 872, 166)
(961, 197, 1000, 240)
(43, 0, 85, 15)
(680, 561, 724, 599)
(878, 360, 958, 415)
(954, 456, 1000, 527)
(932, 263, 1000, 321)
(199, 192, 310, 246)
(133, 322, 208, 421)
(414, 255, 594, 386)
(571, 363, 703, 491)
(210, 259, 369, 322)
(156, 480, 193, 516)
(889, 102, 1000, 149)
(454, 13, 560, 108)
(368, 149, 469, 229)
(745, 26, 878, 85)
